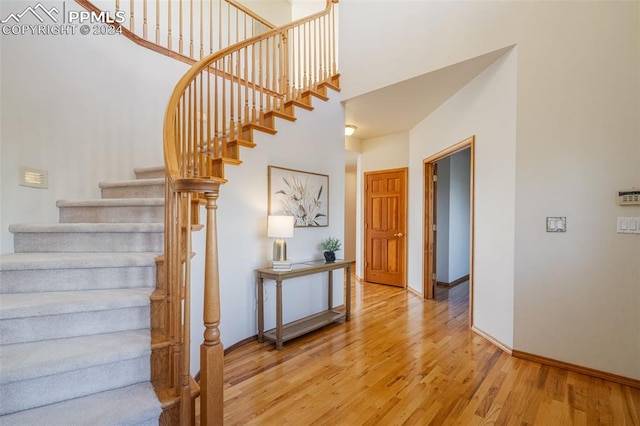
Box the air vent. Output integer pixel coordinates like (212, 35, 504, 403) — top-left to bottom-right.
(19, 167, 48, 189)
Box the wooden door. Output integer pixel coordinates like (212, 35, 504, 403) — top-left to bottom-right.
(364, 168, 407, 287)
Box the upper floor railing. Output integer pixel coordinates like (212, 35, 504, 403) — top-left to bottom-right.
(77, 0, 277, 64)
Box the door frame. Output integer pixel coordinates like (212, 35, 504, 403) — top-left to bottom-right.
(363, 167, 408, 287)
(423, 136, 475, 319)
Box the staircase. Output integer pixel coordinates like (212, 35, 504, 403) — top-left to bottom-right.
(1, 0, 341, 424)
(0, 167, 166, 425)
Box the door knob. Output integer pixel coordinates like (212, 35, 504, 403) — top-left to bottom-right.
(394, 233, 404, 237)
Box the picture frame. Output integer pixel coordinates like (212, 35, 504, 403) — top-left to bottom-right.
(268, 166, 329, 227)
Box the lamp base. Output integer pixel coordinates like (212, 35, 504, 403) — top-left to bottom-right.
(273, 239, 287, 261)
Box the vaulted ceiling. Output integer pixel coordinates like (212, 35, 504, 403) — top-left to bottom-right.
(343, 46, 513, 141)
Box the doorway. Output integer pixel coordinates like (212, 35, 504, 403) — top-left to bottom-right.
(423, 137, 474, 307)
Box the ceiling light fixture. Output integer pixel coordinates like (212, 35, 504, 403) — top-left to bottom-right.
(344, 125, 358, 137)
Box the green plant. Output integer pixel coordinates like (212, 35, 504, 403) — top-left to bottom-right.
(321, 237, 342, 253)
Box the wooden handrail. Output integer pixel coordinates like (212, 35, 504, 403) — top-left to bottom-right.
(163, 1, 339, 424)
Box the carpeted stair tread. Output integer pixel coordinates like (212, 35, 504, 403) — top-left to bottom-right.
(0, 252, 159, 293)
(10, 223, 164, 253)
(0, 330, 150, 384)
(57, 198, 165, 223)
(9, 223, 164, 233)
(56, 198, 164, 207)
(99, 178, 165, 188)
(134, 166, 165, 179)
(0, 382, 161, 426)
(99, 178, 165, 199)
(0, 252, 159, 271)
(0, 165, 164, 422)
(0, 288, 153, 319)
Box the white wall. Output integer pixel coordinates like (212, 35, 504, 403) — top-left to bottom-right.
(436, 157, 451, 283)
(291, 0, 326, 21)
(409, 50, 518, 349)
(239, 0, 292, 26)
(361, 132, 409, 173)
(448, 148, 470, 281)
(340, 0, 640, 379)
(0, 1, 190, 253)
(344, 164, 357, 262)
(189, 94, 346, 367)
(435, 149, 471, 284)
(511, 2, 640, 379)
(358, 132, 409, 277)
(345, 136, 361, 271)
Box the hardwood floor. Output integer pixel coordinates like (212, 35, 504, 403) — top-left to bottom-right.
(218, 277, 640, 425)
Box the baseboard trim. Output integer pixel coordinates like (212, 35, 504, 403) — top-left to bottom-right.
(436, 274, 470, 288)
(471, 326, 513, 355)
(512, 349, 640, 389)
(407, 286, 423, 297)
(471, 326, 639, 388)
(224, 335, 258, 355)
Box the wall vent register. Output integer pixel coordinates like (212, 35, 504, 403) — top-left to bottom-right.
(617, 188, 640, 205)
(19, 167, 48, 189)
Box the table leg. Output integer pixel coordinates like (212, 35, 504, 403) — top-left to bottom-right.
(346, 264, 351, 321)
(257, 275, 264, 342)
(276, 279, 283, 350)
(328, 270, 333, 311)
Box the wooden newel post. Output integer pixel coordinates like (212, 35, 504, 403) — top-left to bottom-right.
(179, 193, 193, 426)
(200, 190, 224, 426)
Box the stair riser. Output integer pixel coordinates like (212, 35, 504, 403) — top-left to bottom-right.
(101, 184, 165, 199)
(13, 232, 163, 253)
(135, 169, 165, 179)
(0, 356, 150, 416)
(0, 266, 155, 293)
(0, 307, 150, 345)
(59, 205, 164, 223)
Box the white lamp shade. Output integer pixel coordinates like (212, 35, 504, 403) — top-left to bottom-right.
(267, 215, 294, 238)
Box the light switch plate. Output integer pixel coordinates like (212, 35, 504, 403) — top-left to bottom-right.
(546, 217, 566, 232)
(618, 217, 640, 234)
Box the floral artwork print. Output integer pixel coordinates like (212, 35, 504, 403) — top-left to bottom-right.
(268, 166, 329, 227)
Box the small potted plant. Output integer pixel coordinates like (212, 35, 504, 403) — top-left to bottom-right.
(321, 237, 342, 263)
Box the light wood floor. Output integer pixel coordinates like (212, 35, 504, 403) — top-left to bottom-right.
(217, 277, 639, 425)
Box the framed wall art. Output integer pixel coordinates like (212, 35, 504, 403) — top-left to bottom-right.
(268, 166, 329, 227)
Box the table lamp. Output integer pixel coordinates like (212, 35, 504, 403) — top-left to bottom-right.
(267, 215, 294, 261)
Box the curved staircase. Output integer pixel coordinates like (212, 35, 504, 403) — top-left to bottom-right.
(1, 0, 341, 424)
(0, 167, 166, 424)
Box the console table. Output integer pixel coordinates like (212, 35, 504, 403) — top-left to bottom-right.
(256, 259, 351, 350)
